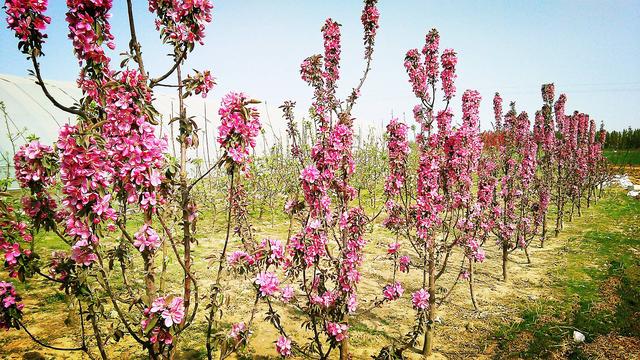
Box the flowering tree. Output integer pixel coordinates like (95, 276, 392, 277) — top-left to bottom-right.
(541, 88, 607, 237)
(533, 84, 556, 247)
(376, 29, 491, 358)
(490, 98, 539, 279)
(240, 1, 381, 359)
(0, 1, 255, 358)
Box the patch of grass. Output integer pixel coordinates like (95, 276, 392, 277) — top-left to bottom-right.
(604, 149, 640, 165)
(43, 292, 66, 304)
(351, 322, 388, 337)
(492, 189, 640, 359)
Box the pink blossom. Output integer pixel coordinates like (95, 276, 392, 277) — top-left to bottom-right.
(133, 224, 162, 253)
(301, 165, 320, 184)
(255, 272, 280, 297)
(141, 295, 184, 345)
(276, 335, 292, 357)
(321, 18, 341, 84)
(384, 118, 409, 198)
(360, 0, 379, 56)
(66, 0, 115, 72)
(440, 49, 457, 100)
(326, 322, 348, 342)
(281, 285, 294, 303)
(493, 92, 503, 129)
(71, 239, 98, 266)
(382, 282, 404, 300)
(229, 322, 247, 341)
(186, 69, 216, 98)
(412, 289, 430, 310)
(149, 0, 213, 47)
(542, 83, 555, 104)
(0, 281, 23, 330)
(227, 250, 255, 269)
(347, 293, 358, 313)
(217, 92, 262, 173)
(387, 242, 400, 255)
(399, 255, 410, 273)
(5, 0, 51, 55)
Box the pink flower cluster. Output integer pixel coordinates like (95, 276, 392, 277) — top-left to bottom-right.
(542, 83, 555, 104)
(387, 242, 400, 255)
(493, 92, 503, 129)
(382, 282, 404, 301)
(71, 239, 98, 266)
(440, 49, 457, 101)
(411, 288, 429, 310)
(229, 322, 248, 343)
(101, 70, 167, 211)
(133, 224, 162, 253)
(54, 69, 167, 267)
(141, 295, 185, 345)
(48, 250, 75, 285)
(404, 49, 428, 101)
(66, 0, 115, 72)
(185, 69, 216, 98)
(276, 335, 292, 356)
(227, 250, 256, 272)
(321, 19, 341, 85)
(148, 0, 213, 47)
(255, 271, 280, 297)
(280, 285, 294, 303)
(0, 281, 23, 330)
(13, 141, 55, 189)
(326, 322, 348, 342)
(13, 141, 61, 229)
(57, 124, 113, 264)
(217, 92, 262, 172)
(384, 118, 409, 197)
(337, 207, 367, 294)
(399, 255, 410, 273)
(360, 0, 379, 56)
(415, 144, 443, 242)
(260, 238, 285, 266)
(286, 225, 327, 268)
(423, 29, 440, 84)
(0, 204, 35, 279)
(4, 0, 51, 55)
(404, 29, 440, 102)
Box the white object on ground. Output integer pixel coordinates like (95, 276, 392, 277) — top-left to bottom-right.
(573, 330, 585, 343)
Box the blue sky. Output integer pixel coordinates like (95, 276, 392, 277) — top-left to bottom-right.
(1, 0, 639, 131)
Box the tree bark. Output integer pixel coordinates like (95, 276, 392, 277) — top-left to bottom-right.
(502, 244, 508, 282)
(423, 245, 436, 357)
(469, 259, 478, 310)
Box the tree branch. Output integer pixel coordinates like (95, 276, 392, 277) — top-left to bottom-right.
(31, 57, 87, 120)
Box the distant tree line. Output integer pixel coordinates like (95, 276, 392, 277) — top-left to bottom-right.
(605, 127, 640, 149)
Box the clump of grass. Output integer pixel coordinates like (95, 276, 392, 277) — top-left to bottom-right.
(43, 292, 66, 304)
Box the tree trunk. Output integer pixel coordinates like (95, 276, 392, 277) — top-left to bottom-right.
(469, 259, 478, 310)
(502, 244, 508, 282)
(177, 65, 193, 317)
(340, 330, 349, 360)
(423, 245, 436, 357)
(540, 216, 546, 248)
